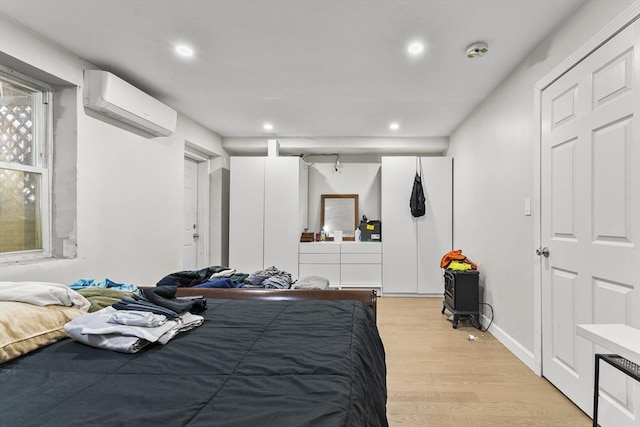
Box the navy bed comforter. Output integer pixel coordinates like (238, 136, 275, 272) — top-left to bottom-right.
(0, 298, 387, 427)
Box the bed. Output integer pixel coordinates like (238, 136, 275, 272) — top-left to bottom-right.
(0, 287, 387, 427)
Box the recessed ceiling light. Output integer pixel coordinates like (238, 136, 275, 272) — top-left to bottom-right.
(263, 123, 273, 131)
(175, 45, 194, 57)
(407, 42, 424, 56)
(389, 122, 400, 130)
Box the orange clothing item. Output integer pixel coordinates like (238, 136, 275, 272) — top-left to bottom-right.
(440, 249, 478, 270)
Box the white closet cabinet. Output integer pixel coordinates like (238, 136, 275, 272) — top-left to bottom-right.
(381, 156, 452, 295)
(229, 156, 308, 279)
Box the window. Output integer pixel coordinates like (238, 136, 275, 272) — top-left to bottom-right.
(0, 70, 51, 260)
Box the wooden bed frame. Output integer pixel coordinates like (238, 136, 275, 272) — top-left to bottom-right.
(174, 287, 378, 320)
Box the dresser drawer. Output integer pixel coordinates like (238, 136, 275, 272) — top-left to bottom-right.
(298, 264, 340, 285)
(341, 253, 382, 264)
(299, 253, 341, 264)
(340, 264, 382, 285)
(340, 243, 381, 254)
(299, 243, 340, 254)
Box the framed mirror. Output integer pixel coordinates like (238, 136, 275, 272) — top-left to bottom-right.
(321, 194, 359, 241)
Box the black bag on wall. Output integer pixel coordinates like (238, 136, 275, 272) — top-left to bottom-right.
(410, 159, 426, 217)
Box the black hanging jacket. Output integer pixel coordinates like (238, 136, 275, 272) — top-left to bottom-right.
(410, 172, 426, 217)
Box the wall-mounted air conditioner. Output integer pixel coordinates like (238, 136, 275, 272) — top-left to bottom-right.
(83, 70, 177, 137)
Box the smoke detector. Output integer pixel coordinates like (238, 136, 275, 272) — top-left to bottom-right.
(466, 42, 489, 58)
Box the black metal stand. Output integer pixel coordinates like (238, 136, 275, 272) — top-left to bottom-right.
(592, 354, 640, 427)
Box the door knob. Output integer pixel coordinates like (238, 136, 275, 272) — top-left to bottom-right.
(536, 247, 550, 257)
(193, 232, 200, 239)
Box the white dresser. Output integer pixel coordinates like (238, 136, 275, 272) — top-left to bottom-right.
(298, 242, 382, 292)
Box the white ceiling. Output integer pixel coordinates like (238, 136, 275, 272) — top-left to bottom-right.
(1, 0, 585, 143)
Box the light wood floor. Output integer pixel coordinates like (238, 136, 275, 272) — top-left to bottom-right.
(377, 297, 591, 426)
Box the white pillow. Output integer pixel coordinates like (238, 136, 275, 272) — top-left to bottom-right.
(0, 281, 90, 311)
(292, 276, 330, 290)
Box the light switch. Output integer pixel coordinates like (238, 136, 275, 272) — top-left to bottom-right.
(524, 198, 532, 216)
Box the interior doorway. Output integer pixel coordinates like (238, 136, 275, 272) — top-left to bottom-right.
(183, 147, 211, 270)
(183, 157, 199, 270)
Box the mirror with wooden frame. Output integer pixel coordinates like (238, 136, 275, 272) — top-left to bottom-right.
(321, 194, 359, 241)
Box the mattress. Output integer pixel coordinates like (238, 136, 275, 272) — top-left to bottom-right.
(0, 298, 387, 426)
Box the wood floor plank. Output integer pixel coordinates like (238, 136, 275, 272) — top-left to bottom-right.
(377, 297, 591, 427)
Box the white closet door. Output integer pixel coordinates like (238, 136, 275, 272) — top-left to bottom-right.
(541, 21, 639, 425)
(417, 157, 453, 294)
(264, 157, 302, 279)
(381, 156, 418, 293)
(229, 157, 265, 274)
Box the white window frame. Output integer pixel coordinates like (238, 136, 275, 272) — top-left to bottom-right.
(0, 68, 53, 263)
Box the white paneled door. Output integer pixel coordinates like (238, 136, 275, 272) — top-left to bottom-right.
(541, 21, 639, 427)
(183, 157, 199, 270)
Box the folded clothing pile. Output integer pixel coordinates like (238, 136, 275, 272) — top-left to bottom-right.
(76, 287, 134, 312)
(113, 286, 207, 318)
(157, 266, 248, 288)
(64, 308, 203, 353)
(440, 249, 478, 271)
(243, 266, 293, 289)
(64, 286, 206, 353)
(192, 268, 246, 288)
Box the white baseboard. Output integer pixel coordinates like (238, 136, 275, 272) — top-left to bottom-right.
(480, 313, 541, 375)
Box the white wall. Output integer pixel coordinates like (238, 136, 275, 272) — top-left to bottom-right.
(307, 160, 381, 234)
(447, 0, 635, 356)
(0, 16, 227, 286)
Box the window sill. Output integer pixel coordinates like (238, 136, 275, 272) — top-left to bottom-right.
(0, 251, 73, 266)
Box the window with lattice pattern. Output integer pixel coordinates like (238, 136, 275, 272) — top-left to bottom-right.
(0, 72, 50, 256)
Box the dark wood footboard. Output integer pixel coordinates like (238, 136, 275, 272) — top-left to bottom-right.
(174, 287, 378, 319)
